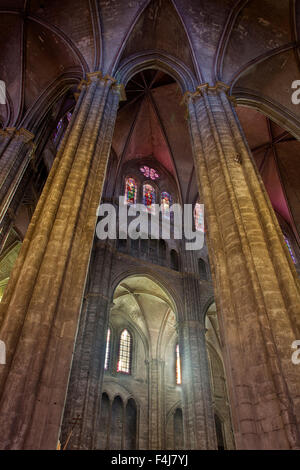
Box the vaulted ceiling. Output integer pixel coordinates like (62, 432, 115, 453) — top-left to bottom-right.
(112, 70, 194, 203)
(112, 275, 177, 359)
(237, 106, 300, 243)
(0, 0, 299, 238)
(0, 0, 299, 126)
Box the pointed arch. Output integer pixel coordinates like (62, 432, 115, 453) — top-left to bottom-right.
(233, 91, 300, 142)
(110, 270, 183, 322)
(115, 51, 197, 93)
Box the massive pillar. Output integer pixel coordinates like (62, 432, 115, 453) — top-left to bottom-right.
(179, 253, 217, 450)
(0, 128, 35, 224)
(186, 82, 300, 450)
(0, 72, 123, 450)
(61, 240, 115, 450)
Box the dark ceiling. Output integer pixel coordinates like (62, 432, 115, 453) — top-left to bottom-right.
(0, 0, 299, 239)
(0, 0, 299, 126)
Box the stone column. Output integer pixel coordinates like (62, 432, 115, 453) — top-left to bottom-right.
(179, 255, 217, 450)
(0, 128, 35, 224)
(61, 240, 115, 450)
(148, 358, 165, 449)
(186, 82, 300, 449)
(0, 72, 123, 450)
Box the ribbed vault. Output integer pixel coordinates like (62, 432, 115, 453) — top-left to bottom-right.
(237, 105, 300, 242)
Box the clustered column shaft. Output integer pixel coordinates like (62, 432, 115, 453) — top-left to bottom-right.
(0, 72, 122, 450)
(186, 82, 300, 450)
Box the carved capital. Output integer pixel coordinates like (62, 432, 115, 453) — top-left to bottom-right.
(0, 127, 16, 139)
(76, 72, 126, 103)
(0, 127, 34, 145)
(77, 71, 119, 91)
(112, 83, 127, 101)
(182, 81, 231, 105)
(16, 128, 35, 144)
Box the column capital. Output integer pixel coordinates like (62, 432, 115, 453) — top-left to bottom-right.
(0, 127, 16, 139)
(16, 128, 35, 144)
(112, 83, 127, 101)
(77, 72, 126, 101)
(182, 81, 235, 104)
(0, 127, 34, 144)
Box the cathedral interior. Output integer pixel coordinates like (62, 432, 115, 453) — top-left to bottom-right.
(0, 0, 300, 451)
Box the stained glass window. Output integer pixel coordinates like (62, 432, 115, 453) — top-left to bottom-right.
(125, 178, 137, 205)
(117, 329, 132, 374)
(140, 165, 159, 180)
(284, 235, 296, 264)
(194, 202, 205, 232)
(143, 183, 155, 213)
(104, 328, 111, 370)
(161, 191, 172, 217)
(53, 118, 63, 142)
(176, 344, 182, 385)
(53, 111, 72, 143)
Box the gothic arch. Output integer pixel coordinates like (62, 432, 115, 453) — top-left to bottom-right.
(20, 72, 81, 134)
(110, 294, 151, 367)
(110, 270, 183, 321)
(115, 51, 197, 93)
(233, 92, 300, 141)
(166, 401, 184, 449)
